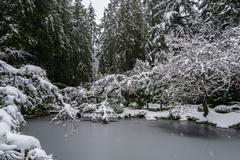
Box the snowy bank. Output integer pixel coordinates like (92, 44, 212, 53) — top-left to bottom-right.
(119, 104, 240, 129)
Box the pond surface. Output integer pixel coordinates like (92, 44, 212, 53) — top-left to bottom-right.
(23, 117, 240, 160)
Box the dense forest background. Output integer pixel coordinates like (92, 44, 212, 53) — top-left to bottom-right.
(0, 0, 240, 108)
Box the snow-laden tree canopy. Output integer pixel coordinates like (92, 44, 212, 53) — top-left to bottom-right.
(62, 25, 240, 118)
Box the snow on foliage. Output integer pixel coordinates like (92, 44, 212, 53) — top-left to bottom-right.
(61, 86, 89, 108)
(0, 60, 79, 159)
(0, 48, 32, 64)
(26, 148, 53, 160)
(52, 103, 79, 121)
(60, 25, 240, 123)
(81, 100, 118, 123)
(0, 86, 53, 160)
(150, 25, 240, 109)
(0, 86, 27, 105)
(0, 60, 76, 117)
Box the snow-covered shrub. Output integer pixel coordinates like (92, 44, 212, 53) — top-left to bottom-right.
(81, 100, 118, 123)
(219, 25, 240, 102)
(0, 60, 68, 115)
(88, 72, 154, 112)
(214, 105, 232, 114)
(214, 103, 240, 114)
(52, 103, 79, 121)
(123, 71, 154, 107)
(90, 74, 127, 100)
(0, 87, 53, 160)
(61, 86, 89, 108)
(0, 86, 35, 157)
(26, 148, 53, 160)
(128, 59, 151, 76)
(0, 86, 27, 107)
(0, 86, 27, 129)
(168, 38, 232, 103)
(150, 64, 172, 106)
(89, 74, 127, 112)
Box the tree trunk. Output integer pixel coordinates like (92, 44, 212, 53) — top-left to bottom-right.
(202, 98, 209, 117)
(146, 103, 149, 110)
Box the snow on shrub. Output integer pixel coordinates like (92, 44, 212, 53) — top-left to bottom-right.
(61, 86, 89, 108)
(52, 103, 79, 121)
(0, 85, 53, 159)
(150, 26, 240, 116)
(26, 148, 53, 160)
(0, 60, 78, 159)
(81, 100, 118, 122)
(0, 60, 77, 117)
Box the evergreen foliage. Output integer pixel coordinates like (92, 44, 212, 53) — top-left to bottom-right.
(99, 0, 148, 75)
(0, 0, 94, 86)
(200, 0, 240, 29)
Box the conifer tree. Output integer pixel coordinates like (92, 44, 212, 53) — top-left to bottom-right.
(99, 0, 147, 74)
(0, 0, 95, 86)
(143, 0, 168, 66)
(87, 3, 99, 81)
(70, 0, 93, 84)
(99, 0, 120, 74)
(143, 0, 198, 65)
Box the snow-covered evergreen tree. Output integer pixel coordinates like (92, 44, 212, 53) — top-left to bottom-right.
(143, 0, 198, 66)
(98, 0, 120, 74)
(69, 0, 93, 84)
(143, 0, 168, 66)
(99, 0, 147, 74)
(0, 0, 95, 86)
(87, 3, 99, 81)
(117, 0, 148, 72)
(158, 0, 198, 36)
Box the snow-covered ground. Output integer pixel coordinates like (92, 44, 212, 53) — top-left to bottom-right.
(119, 104, 240, 129)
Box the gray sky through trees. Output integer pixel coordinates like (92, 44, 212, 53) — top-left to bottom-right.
(82, 0, 110, 23)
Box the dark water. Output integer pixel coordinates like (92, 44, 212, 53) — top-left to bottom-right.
(23, 117, 240, 160)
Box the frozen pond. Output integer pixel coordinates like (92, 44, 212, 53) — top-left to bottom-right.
(23, 117, 240, 160)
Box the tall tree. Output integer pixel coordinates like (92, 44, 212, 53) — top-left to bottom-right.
(143, 0, 168, 66)
(0, 0, 95, 86)
(117, 0, 148, 72)
(69, 0, 93, 84)
(99, 0, 147, 74)
(143, 0, 198, 66)
(87, 3, 98, 81)
(98, 0, 120, 74)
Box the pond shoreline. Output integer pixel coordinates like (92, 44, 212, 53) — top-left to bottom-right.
(25, 105, 240, 130)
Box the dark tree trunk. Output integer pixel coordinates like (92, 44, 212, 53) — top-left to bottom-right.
(202, 97, 209, 117)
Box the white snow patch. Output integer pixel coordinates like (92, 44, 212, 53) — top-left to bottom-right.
(120, 105, 240, 128)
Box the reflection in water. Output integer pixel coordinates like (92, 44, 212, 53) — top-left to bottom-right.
(151, 120, 240, 139)
(23, 118, 240, 160)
